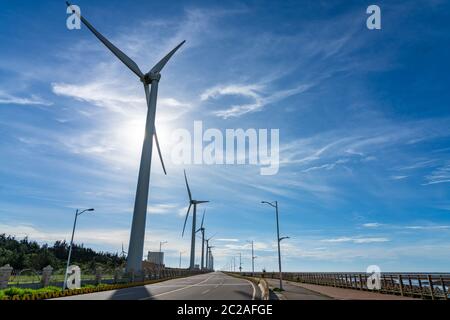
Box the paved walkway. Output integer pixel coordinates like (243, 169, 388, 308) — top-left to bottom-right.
(266, 279, 418, 300)
(265, 278, 331, 300)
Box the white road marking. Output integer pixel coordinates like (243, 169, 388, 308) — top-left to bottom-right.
(245, 279, 257, 300)
(201, 289, 210, 295)
(139, 274, 216, 300)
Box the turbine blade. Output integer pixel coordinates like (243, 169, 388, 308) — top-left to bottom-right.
(184, 170, 193, 202)
(153, 130, 167, 175)
(201, 210, 205, 228)
(208, 232, 218, 241)
(182, 203, 192, 237)
(150, 41, 186, 74)
(66, 2, 143, 78)
(197, 201, 210, 204)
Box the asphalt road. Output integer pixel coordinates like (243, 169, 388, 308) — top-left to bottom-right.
(54, 272, 258, 300)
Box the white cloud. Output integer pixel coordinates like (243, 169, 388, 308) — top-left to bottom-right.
(216, 238, 239, 242)
(423, 163, 450, 185)
(362, 223, 383, 228)
(147, 203, 179, 215)
(404, 225, 449, 230)
(390, 175, 408, 180)
(321, 237, 390, 244)
(202, 83, 312, 119)
(0, 91, 52, 106)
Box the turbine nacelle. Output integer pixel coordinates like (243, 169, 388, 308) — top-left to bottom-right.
(192, 200, 209, 205)
(141, 72, 161, 85)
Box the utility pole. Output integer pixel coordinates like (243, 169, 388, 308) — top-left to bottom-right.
(262, 201, 289, 291)
(239, 252, 242, 273)
(159, 241, 167, 265)
(247, 240, 255, 275)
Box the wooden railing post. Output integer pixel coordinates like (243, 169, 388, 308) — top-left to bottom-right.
(428, 275, 435, 300)
(398, 275, 404, 296)
(359, 274, 363, 290)
(440, 276, 448, 300)
(407, 275, 412, 296)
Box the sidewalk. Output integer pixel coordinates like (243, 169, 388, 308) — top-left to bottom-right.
(265, 279, 331, 300)
(267, 279, 418, 300)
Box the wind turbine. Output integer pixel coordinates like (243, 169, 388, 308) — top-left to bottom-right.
(196, 210, 206, 270)
(182, 170, 209, 269)
(120, 243, 127, 259)
(205, 232, 217, 270)
(66, 2, 185, 273)
(207, 246, 215, 271)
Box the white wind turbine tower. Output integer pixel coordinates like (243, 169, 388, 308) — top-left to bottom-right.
(205, 232, 217, 270)
(66, 2, 185, 273)
(182, 170, 209, 269)
(196, 210, 206, 270)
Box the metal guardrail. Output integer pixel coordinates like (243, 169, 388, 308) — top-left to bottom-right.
(238, 272, 450, 300)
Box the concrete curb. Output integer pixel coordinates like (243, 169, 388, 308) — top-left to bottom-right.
(224, 272, 269, 300)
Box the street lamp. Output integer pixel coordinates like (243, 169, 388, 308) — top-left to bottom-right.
(179, 251, 185, 269)
(159, 241, 168, 254)
(239, 252, 242, 273)
(159, 241, 167, 275)
(246, 240, 256, 276)
(261, 200, 289, 291)
(63, 208, 94, 290)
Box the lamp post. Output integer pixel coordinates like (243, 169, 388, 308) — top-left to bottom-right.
(179, 251, 184, 269)
(159, 241, 167, 276)
(247, 240, 256, 275)
(159, 241, 167, 255)
(239, 252, 242, 273)
(63, 208, 94, 290)
(261, 201, 289, 291)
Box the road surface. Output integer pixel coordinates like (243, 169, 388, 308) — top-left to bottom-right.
(54, 272, 258, 300)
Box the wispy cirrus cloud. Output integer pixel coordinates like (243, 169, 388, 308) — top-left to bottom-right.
(147, 203, 180, 215)
(404, 225, 450, 230)
(321, 237, 390, 244)
(423, 163, 450, 185)
(52, 82, 191, 121)
(216, 238, 240, 242)
(204, 83, 313, 119)
(0, 90, 52, 106)
(362, 223, 383, 228)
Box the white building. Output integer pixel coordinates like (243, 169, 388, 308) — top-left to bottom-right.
(147, 251, 164, 266)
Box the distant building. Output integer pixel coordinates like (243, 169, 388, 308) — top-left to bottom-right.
(147, 251, 164, 266)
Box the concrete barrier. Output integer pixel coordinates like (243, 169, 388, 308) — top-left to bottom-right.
(258, 278, 269, 300)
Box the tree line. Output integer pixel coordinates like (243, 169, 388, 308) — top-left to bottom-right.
(0, 234, 125, 271)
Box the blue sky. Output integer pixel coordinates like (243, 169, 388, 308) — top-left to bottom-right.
(0, 0, 449, 272)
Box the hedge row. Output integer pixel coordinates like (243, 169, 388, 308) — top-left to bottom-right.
(0, 275, 187, 300)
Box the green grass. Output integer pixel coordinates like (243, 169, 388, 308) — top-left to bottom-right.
(8, 274, 115, 285)
(0, 286, 62, 298)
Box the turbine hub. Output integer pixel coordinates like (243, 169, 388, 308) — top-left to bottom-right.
(142, 72, 161, 84)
